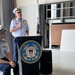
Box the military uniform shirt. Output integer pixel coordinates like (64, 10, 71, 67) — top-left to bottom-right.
(10, 18, 29, 37)
(0, 40, 10, 58)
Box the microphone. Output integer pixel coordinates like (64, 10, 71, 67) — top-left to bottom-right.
(19, 19, 22, 36)
(20, 19, 22, 23)
(19, 19, 22, 27)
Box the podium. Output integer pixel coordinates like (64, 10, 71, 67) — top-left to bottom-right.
(16, 36, 42, 75)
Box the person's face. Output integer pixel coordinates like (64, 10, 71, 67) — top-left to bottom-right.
(15, 11, 22, 19)
(0, 32, 5, 40)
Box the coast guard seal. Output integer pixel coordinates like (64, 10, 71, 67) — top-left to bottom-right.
(20, 40, 42, 64)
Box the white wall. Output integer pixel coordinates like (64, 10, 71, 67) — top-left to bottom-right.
(17, 0, 72, 5)
(16, 0, 36, 6)
(16, 0, 38, 36)
(21, 5, 37, 36)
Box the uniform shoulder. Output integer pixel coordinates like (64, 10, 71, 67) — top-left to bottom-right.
(23, 19, 27, 23)
(23, 19, 27, 22)
(12, 18, 16, 22)
(2, 39, 6, 43)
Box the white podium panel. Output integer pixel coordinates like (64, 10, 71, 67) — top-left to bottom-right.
(60, 30, 75, 52)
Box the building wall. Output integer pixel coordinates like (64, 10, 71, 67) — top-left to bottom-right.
(16, 0, 72, 5)
(16, 0, 36, 6)
(16, 0, 38, 36)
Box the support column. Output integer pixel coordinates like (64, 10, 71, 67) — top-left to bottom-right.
(1, 0, 14, 53)
(51, 4, 57, 19)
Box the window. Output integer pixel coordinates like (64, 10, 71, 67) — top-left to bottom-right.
(47, 11, 51, 18)
(39, 1, 75, 49)
(46, 1, 75, 23)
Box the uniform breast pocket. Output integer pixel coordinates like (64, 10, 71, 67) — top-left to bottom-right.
(22, 25, 26, 30)
(15, 23, 19, 27)
(1, 48, 6, 57)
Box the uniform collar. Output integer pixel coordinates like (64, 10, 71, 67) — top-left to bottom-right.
(16, 18, 23, 21)
(0, 39, 5, 42)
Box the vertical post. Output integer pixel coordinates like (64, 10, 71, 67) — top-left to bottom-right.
(51, 4, 57, 19)
(1, 0, 14, 53)
(36, 0, 40, 35)
(61, 3, 63, 22)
